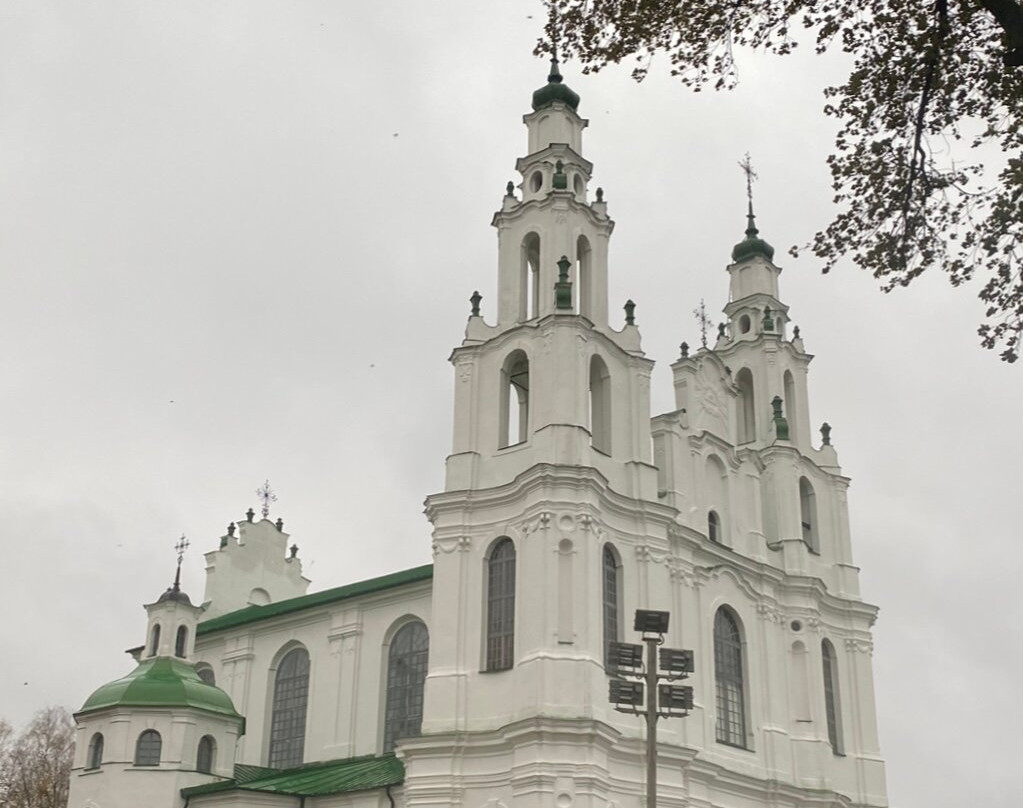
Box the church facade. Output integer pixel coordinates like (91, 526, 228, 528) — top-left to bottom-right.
(67, 64, 888, 808)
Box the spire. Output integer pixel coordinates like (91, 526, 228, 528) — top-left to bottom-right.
(158, 534, 192, 604)
(731, 153, 775, 262)
(531, 26, 580, 111)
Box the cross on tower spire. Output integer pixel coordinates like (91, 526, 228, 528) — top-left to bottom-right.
(738, 152, 759, 236)
(693, 298, 712, 349)
(256, 479, 277, 519)
(173, 534, 189, 591)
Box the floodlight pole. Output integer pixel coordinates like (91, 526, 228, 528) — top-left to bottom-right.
(644, 631, 659, 808)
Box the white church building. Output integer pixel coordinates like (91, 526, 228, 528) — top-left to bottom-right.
(67, 63, 888, 808)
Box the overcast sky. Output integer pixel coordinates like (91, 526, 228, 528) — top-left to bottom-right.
(1, 2, 1019, 805)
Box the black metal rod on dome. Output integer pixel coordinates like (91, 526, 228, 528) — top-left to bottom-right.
(608, 609, 695, 808)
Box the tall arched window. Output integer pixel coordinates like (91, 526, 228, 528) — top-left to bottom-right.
(135, 730, 162, 766)
(486, 538, 516, 671)
(708, 510, 721, 543)
(784, 370, 797, 441)
(197, 735, 217, 774)
(383, 621, 430, 752)
(735, 368, 756, 443)
(799, 477, 820, 553)
(714, 608, 748, 748)
(268, 647, 310, 769)
(149, 623, 161, 657)
(576, 235, 592, 318)
(175, 625, 188, 658)
(822, 640, 844, 754)
(521, 233, 541, 320)
(86, 733, 104, 770)
(602, 545, 620, 668)
(500, 351, 530, 448)
(589, 355, 611, 454)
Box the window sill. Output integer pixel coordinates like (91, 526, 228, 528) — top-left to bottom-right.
(715, 739, 754, 752)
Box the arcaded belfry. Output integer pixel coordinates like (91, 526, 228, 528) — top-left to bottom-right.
(67, 62, 887, 808)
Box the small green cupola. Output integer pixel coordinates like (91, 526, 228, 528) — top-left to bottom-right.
(731, 208, 775, 263)
(531, 56, 580, 112)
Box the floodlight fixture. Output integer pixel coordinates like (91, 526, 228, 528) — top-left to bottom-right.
(658, 683, 694, 714)
(607, 641, 644, 674)
(609, 679, 645, 710)
(633, 609, 670, 635)
(659, 647, 695, 677)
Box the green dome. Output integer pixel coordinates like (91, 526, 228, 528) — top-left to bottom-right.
(731, 213, 775, 262)
(532, 58, 580, 112)
(79, 657, 241, 719)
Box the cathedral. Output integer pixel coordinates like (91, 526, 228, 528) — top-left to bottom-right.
(66, 62, 888, 808)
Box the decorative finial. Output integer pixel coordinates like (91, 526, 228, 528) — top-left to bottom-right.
(693, 299, 711, 349)
(717, 322, 727, 340)
(256, 479, 277, 519)
(596, 187, 604, 202)
(246, 507, 255, 523)
(771, 396, 790, 441)
(793, 325, 801, 340)
(227, 522, 236, 537)
(680, 341, 689, 359)
(470, 290, 482, 316)
(173, 534, 190, 591)
(505, 180, 514, 197)
(624, 299, 636, 326)
(738, 152, 759, 236)
(275, 517, 284, 532)
(289, 544, 299, 559)
(555, 256, 573, 310)
(821, 422, 832, 445)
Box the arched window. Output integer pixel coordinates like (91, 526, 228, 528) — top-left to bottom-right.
(196, 735, 217, 774)
(486, 538, 516, 671)
(383, 621, 429, 752)
(602, 545, 620, 668)
(799, 477, 819, 553)
(708, 510, 721, 543)
(735, 368, 756, 443)
(175, 625, 188, 658)
(822, 640, 844, 754)
(784, 370, 797, 441)
(86, 733, 104, 770)
(135, 729, 162, 766)
(268, 647, 310, 769)
(521, 233, 541, 320)
(196, 665, 216, 685)
(705, 454, 729, 544)
(589, 355, 611, 454)
(714, 608, 748, 748)
(576, 235, 592, 317)
(500, 351, 530, 448)
(149, 623, 161, 657)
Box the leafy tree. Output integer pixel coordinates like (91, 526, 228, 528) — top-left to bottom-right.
(0, 707, 73, 808)
(543, 0, 1023, 361)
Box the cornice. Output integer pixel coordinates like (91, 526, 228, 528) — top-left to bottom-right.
(491, 193, 613, 232)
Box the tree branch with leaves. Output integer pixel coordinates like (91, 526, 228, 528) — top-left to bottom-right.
(543, 0, 1023, 361)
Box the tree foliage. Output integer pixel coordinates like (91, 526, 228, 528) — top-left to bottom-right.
(0, 707, 74, 808)
(543, 0, 1023, 361)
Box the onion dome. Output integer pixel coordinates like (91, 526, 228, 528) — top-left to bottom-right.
(531, 57, 580, 112)
(732, 209, 775, 263)
(78, 657, 241, 718)
(157, 584, 193, 605)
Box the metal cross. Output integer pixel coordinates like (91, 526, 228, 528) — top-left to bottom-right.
(738, 152, 758, 216)
(693, 298, 712, 349)
(174, 534, 190, 565)
(256, 479, 277, 519)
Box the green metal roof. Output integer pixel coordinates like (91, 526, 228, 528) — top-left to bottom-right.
(182, 754, 405, 798)
(196, 564, 434, 635)
(532, 58, 580, 112)
(78, 657, 242, 719)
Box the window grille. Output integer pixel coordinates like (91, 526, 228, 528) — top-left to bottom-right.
(486, 539, 516, 671)
(714, 608, 748, 747)
(602, 546, 619, 668)
(383, 621, 429, 752)
(197, 735, 216, 774)
(135, 730, 162, 766)
(268, 647, 310, 768)
(822, 641, 844, 753)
